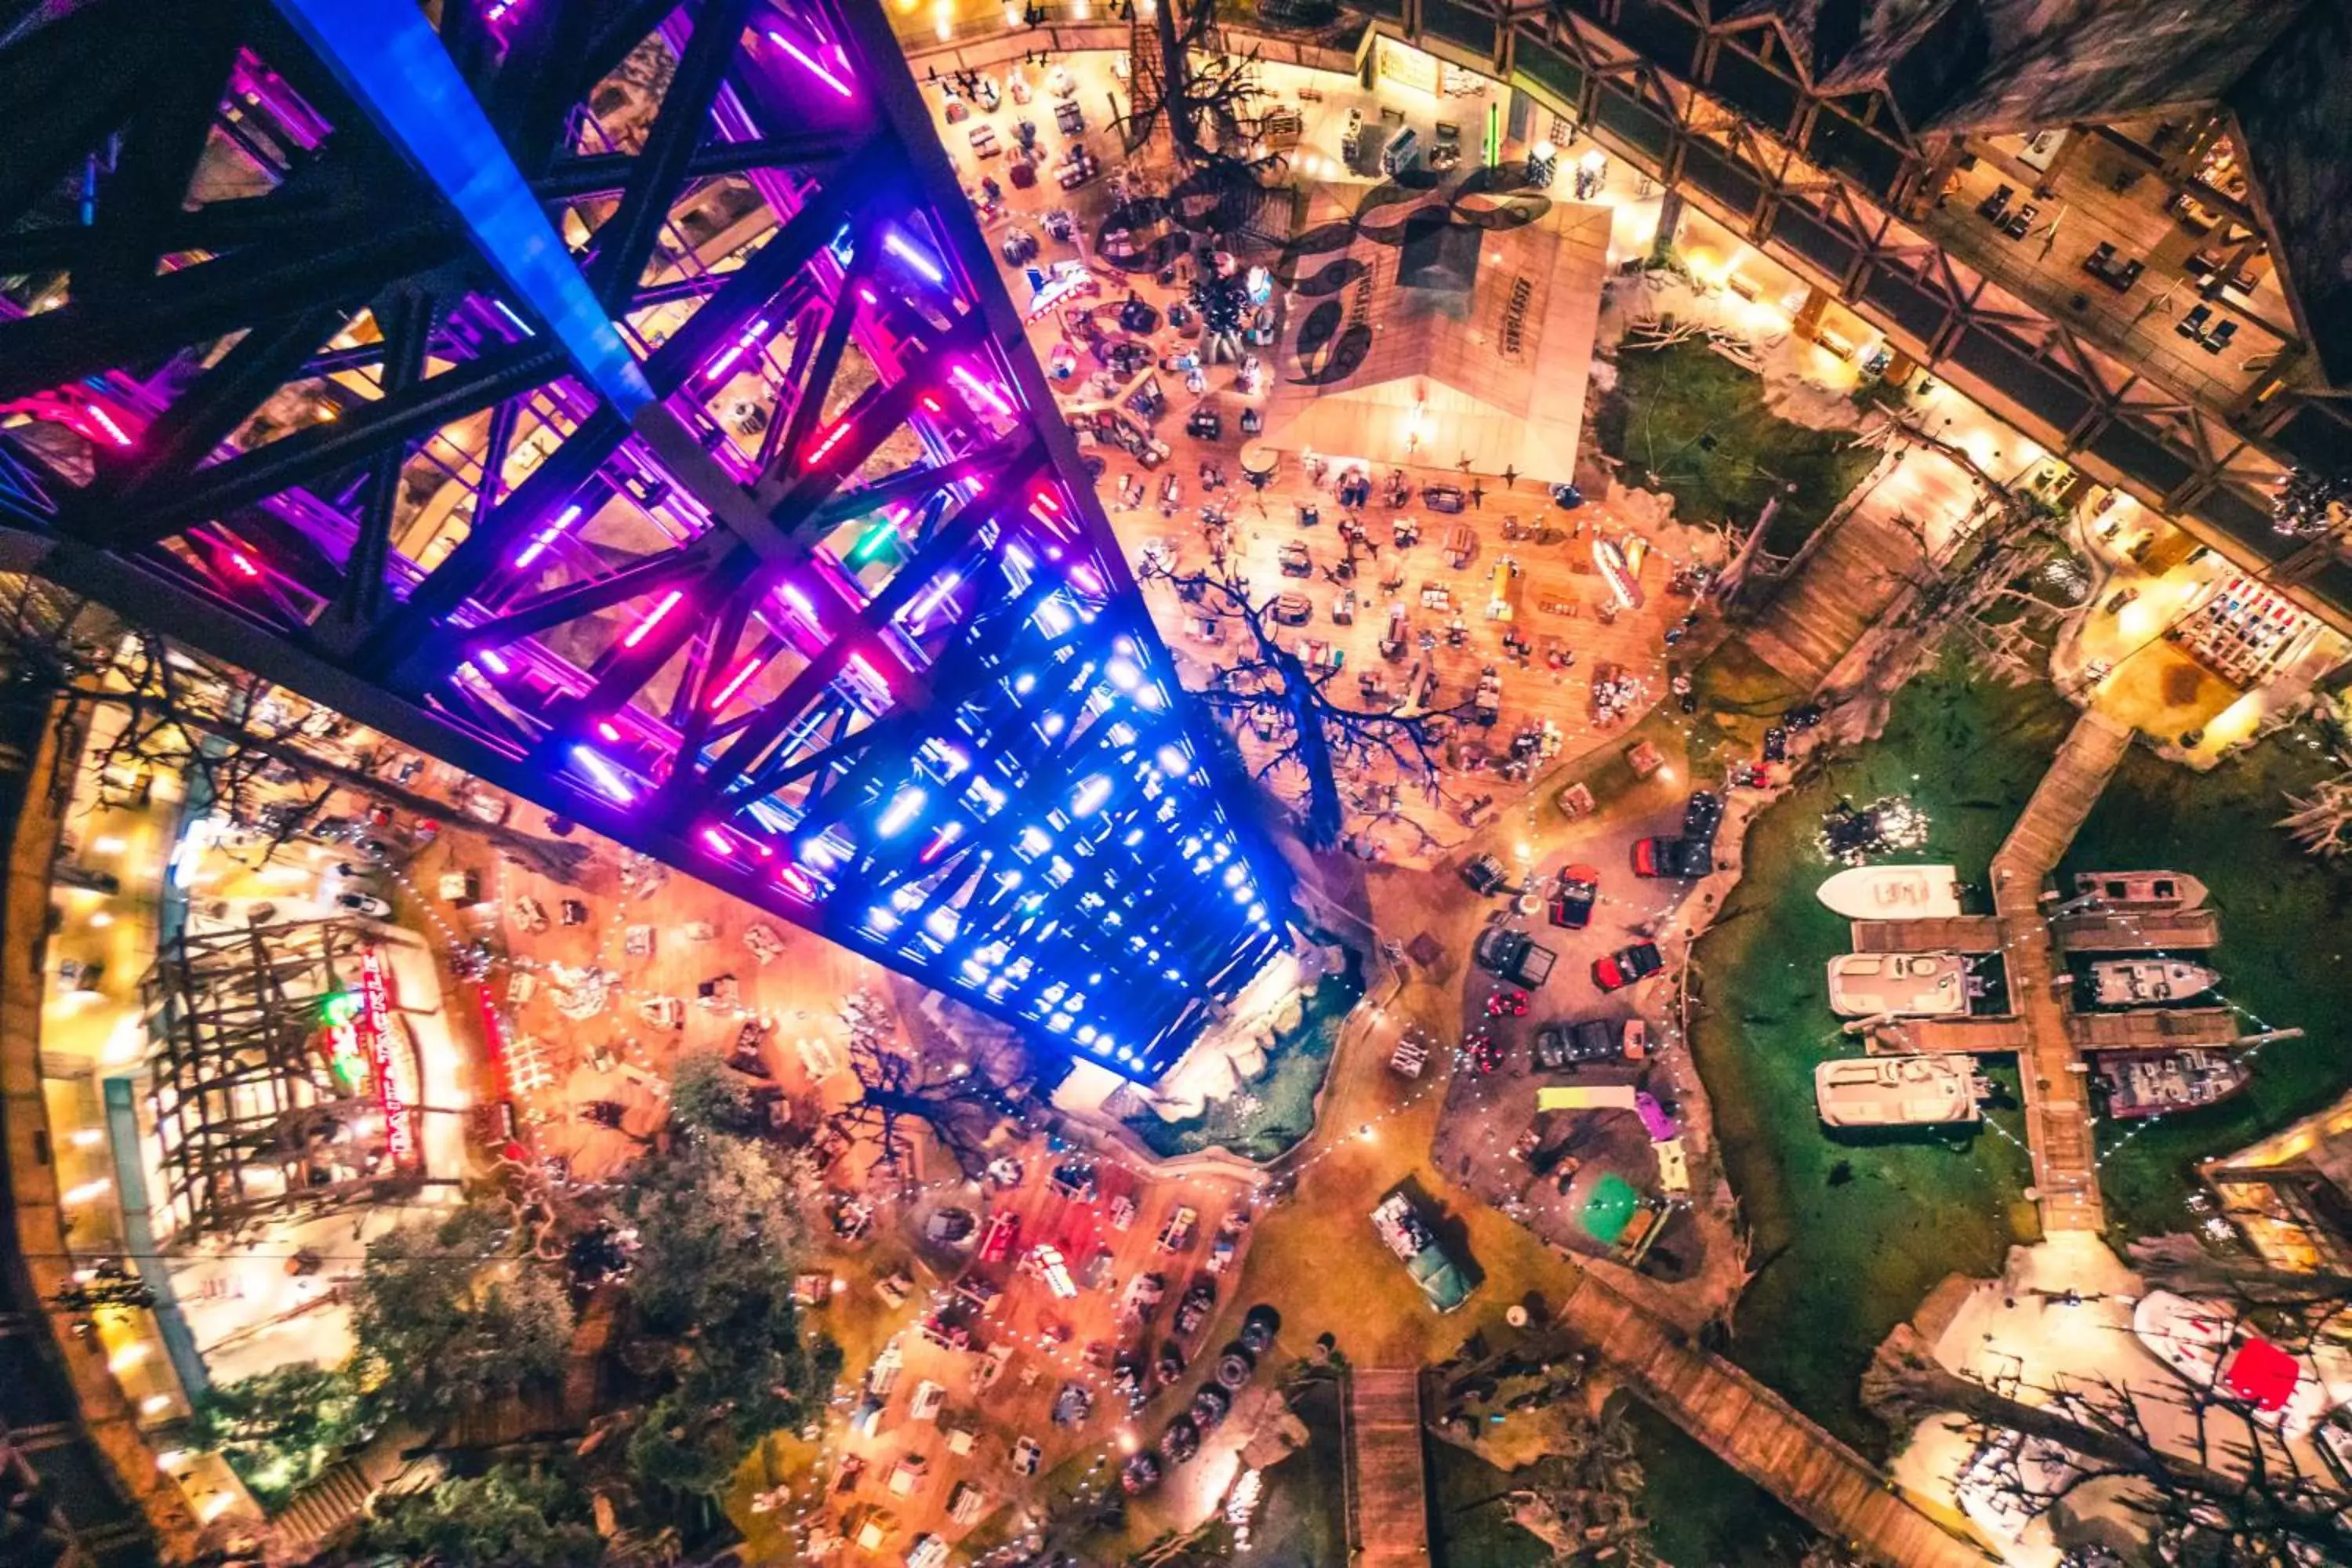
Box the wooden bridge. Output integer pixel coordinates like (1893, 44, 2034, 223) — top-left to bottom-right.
(1990, 711, 2136, 1234)
(1555, 1273, 1993, 1568)
(1348, 1368, 1432, 1568)
(1849, 916, 2006, 954)
(2052, 908, 2221, 952)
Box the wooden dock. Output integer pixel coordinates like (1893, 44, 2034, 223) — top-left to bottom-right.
(1991, 711, 2136, 1234)
(1556, 1274, 1994, 1568)
(1849, 916, 2005, 954)
(1867, 1016, 2031, 1054)
(2069, 1007, 2241, 1051)
(2051, 908, 2221, 952)
(1348, 1368, 1432, 1568)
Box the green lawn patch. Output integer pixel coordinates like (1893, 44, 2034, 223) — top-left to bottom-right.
(1247, 1375, 1350, 1568)
(1596, 339, 1876, 558)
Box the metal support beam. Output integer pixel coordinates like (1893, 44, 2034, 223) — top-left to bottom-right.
(0, 0, 1290, 1080)
(268, 0, 655, 415)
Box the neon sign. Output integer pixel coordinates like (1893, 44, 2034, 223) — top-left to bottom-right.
(321, 990, 366, 1088)
(358, 949, 413, 1167)
(1025, 263, 1094, 321)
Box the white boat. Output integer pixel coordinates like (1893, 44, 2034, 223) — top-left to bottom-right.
(1814, 1054, 1983, 1127)
(2071, 870, 2209, 911)
(1817, 864, 1964, 920)
(2090, 959, 2219, 1007)
(1826, 951, 1971, 1018)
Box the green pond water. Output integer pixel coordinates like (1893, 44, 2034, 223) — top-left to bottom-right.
(1691, 656, 2352, 1454)
(1244, 1376, 1349, 1568)
(1428, 1398, 1816, 1567)
(1428, 1437, 1547, 1568)
(1619, 1398, 1817, 1567)
(1125, 949, 1365, 1162)
(2071, 725, 2352, 1242)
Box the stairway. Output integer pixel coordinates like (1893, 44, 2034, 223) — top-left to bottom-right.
(272, 1460, 376, 1547)
(1744, 506, 1926, 691)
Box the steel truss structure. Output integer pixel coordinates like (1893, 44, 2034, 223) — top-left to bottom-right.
(0, 0, 1285, 1076)
(141, 919, 419, 1239)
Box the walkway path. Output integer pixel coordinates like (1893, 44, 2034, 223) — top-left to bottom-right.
(1555, 1272, 1993, 1567)
(1849, 915, 2005, 953)
(2051, 907, 2220, 951)
(1991, 710, 2136, 1234)
(1348, 1368, 1432, 1568)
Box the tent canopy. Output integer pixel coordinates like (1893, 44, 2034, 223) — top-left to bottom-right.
(1264, 189, 1612, 485)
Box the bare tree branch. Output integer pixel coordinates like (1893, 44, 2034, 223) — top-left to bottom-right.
(1140, 553, 1469, 847)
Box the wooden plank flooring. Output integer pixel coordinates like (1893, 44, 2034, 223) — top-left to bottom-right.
(1348, 1368, 1432, 1568)
(2052, 908, 2220, 951)
(1990, 711, 2136, 1234)
(1745, 502, 1924, 691)
(1849, 915, 2006, 953)
(1552, 1274, 1994, 1568)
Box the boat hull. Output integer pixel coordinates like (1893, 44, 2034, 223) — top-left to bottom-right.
(1817, 864, 1964, 920)
(1814, 1054, 1983, 1127)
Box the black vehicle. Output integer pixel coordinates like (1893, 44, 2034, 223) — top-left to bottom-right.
(1633, 835, 1714, 879)
(1682, 790, 1724, 841)
(1550, 482, 1585, 510)
(1185, 408, 1221, 440)
(1636, 791, 1724, 879)
(1113, 1348, 1148, 1406)
(1190, 1385, 1231, 1429)
(1122, 1452, 1163, 1494)
(1547, 866, 1599, 929)
(1174, 1278, 1217, 1338)
(1422, 482, 1468, 514)
(1461, 854, 1509, 895)
(1159, 1417, 1200, 1463)
(1533, 1020, 1621, 1069)
(1475, 927, 1556, 988)
(1238, 1305, 1278, 1356)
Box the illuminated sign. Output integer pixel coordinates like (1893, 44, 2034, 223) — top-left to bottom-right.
(321, 991, 366, 1088)
(472, 982, 511, 1105)
(1025, 263, 1094, 321)
(357, 949, 414, 1167)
